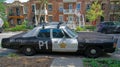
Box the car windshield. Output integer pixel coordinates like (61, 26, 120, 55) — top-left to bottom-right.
(65, 27, 77, 37)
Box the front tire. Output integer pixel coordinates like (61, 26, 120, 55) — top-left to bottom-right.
(85, 47, 101, 58)
(21, 46, 36, 56)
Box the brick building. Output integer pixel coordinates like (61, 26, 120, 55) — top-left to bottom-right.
(6, 0, 24, 27)
(5, 0, 120, 27)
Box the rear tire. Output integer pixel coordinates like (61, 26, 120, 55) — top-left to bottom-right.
(21, 46, 36, 56)
(85, 47, 101, 58)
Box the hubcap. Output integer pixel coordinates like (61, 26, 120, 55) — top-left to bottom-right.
(90, 49, 96, 54)
(26, 48, 31, 52)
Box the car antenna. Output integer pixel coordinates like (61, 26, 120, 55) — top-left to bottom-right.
(57, 22, 63, 28)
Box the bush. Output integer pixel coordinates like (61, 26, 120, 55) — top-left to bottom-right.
(8, 25, 26, 31)
(5, 20, 34, 32)
(75, 26, 86, 32)
(3, 21, 9, 28)
(85, 25, 96, 31)
(83, 58, 120, 67)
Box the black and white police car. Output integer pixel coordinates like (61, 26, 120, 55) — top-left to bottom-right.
(1, 22, 117, 58)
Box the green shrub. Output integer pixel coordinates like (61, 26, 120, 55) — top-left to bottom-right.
(85, 25, 96, 31)
(3, 21, 9, 28)
(9, 25, 26, 31)
(5, 20, 34, 31)
(75, 26, 86, 32)
(83, 58, 120, 67)
(7, 53, 19, 58)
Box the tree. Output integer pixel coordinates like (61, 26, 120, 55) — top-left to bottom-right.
(0, 0, 6, 21)
(35, 0, 48, 26)
(86, 0, 103, 25)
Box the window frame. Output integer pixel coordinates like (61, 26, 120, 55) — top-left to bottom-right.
(51, 28, 71, 39)
(37, 29, 51, 38)
(48, 4, 53, 11)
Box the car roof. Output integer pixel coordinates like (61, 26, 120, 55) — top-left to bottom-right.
(22, 22, 67, 37)
(38, 22, 67, 29)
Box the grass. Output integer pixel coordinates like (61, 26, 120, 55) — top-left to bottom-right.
(83, 58, 120, 67)
(7, 53, 19, 58)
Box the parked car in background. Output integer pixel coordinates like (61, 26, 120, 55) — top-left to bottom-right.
(97, 21, 120, 34)
(0, 18, 3, 33)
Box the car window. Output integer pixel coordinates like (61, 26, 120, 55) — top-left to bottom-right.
(63, 30, 71, 38)
(38, 29, 50, 38)
(52, 29, 64, 38)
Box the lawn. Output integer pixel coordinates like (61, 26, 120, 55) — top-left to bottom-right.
(83, 58, 120, 67)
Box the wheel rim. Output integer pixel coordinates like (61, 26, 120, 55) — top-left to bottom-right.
(90, 49, 96, 54)
(26, 48, 31, 52)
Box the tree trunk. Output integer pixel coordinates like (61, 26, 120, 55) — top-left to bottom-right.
(36, 0, 45, 26)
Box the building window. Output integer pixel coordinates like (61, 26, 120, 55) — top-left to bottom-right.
(9, 9, 13, 16)
(68, 16, 73, 21)
(16, 7, 20, 16)
(48, 16, 53, 22)
(86, 4, 90, 10)
(23, 6, 28, 14)
(17, 19, 22, 25)
(102, 3, 106, 10)
(69, 4, 73, 9)
(110, 1, 120, 11)
(76, 3, 81, 11)
(48, 4, 52, 11)
(59, 15, 63, 22)
(59, 3, 63, 12)
(32, 4, 35, 12)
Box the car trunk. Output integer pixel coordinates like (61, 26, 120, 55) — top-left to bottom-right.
(77, 32, 114, 43)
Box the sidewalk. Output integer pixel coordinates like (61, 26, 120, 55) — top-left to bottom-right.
(109, 48, 120, 60)
(50, 57, 83, 67)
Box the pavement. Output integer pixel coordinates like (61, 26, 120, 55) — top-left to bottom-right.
(50, 57, 83, 67)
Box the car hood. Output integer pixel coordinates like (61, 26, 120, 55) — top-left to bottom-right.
(77, 32, 114, 43)
(9, 32, 27, 38)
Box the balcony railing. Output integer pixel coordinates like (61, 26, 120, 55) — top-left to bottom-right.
(63, 9, 75, 14)
(63, 0, 77, 2)
(110, 4, 120, 11)
(35, 9, 48, 15)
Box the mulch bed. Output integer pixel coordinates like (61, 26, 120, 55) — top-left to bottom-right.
(0, 56, 53, 67)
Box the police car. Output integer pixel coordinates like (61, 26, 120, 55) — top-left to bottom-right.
(1, 22, 117, 58)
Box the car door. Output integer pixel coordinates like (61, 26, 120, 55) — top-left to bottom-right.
(36, 29, 52, 52)
(51, 29, 78, 52)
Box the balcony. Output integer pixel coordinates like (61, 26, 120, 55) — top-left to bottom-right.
(110, 4, 120, 12)
(63, 9, 75, 14)
(35, 9, 48, 15)
(63, 0, 77, 2)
